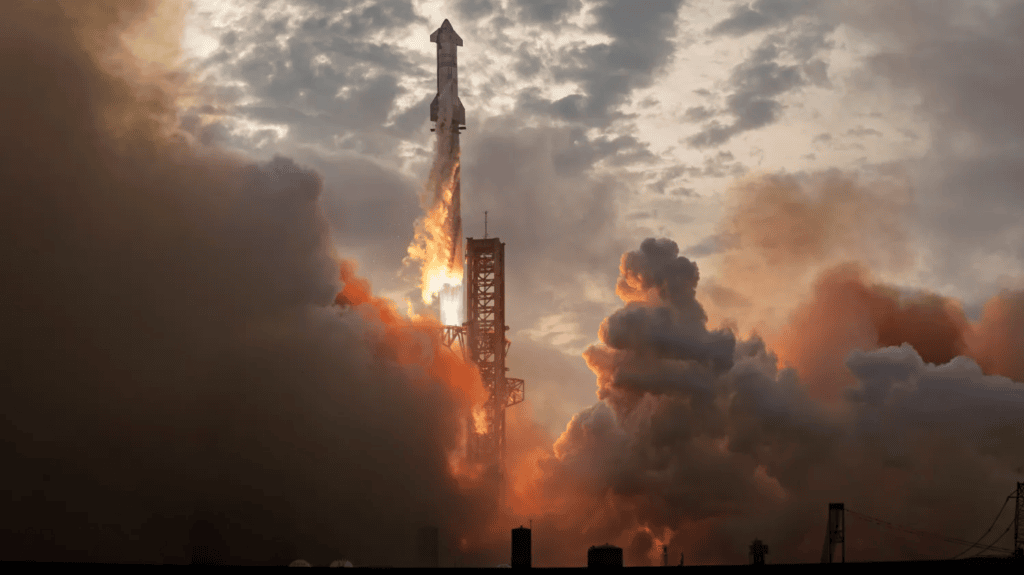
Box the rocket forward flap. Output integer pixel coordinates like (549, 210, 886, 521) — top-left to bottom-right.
(430, 19, 463, 46)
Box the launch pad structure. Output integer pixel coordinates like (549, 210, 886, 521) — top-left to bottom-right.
(464, 236, 525, 469)
(430, 19, 524, 489)
(440, 236, 525, 481)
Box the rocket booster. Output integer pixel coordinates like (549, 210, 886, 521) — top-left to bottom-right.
(430, 19, 466, 131)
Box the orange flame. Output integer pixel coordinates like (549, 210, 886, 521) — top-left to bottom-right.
(472, 405, 488, 436)
(335, 259, 500, 504)
(407, 153, 463, 301)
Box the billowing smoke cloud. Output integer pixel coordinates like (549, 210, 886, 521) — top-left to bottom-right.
(740, 259, 1024, 405)
(967, 289, 1024, 382)
(698, 170, 913, 336)
(501, 237, 1024, 567)
(0, 1, 494, 566)
(769, 263, 973, 402)
(690, 167, 1024, 398)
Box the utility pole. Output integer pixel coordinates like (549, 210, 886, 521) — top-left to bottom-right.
(822, 503, 845, 563)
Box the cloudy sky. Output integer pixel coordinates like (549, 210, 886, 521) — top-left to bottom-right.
(3, 0, 1023, 567)
(172, 0, 1024, 431)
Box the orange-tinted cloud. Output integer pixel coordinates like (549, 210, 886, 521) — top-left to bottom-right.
(507, 238, 1023, 566)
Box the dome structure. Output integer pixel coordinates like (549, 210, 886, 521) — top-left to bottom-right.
(289, 559, 312, 567)
(329, 560, 354, 567)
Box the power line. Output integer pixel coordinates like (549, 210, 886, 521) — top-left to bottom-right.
(968, 517, 1015, 559)
(845, 509, 1014, 555)
(949, 491, 1016, 559)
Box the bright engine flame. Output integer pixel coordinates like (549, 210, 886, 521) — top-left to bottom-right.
(407, 186, 462, 301)
(472, 405, 489, 436)
(440, 281, 464, 326)
(406, 135, 464, 325)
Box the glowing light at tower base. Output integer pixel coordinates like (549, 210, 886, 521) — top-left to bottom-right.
(440, 280, 465, 326)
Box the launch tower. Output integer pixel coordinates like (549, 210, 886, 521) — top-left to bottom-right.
(429, 19, 524, 491)
(464, 235, 525, 475)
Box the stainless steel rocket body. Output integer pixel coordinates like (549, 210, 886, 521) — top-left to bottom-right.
(430, 19, 466, 131)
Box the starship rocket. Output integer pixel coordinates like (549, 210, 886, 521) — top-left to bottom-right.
(430, 19, 466, 132)
(430, 19, 464, 286)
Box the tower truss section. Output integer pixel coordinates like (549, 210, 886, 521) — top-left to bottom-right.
(464, 237, 524, 474)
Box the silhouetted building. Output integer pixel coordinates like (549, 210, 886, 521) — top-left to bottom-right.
(418, 526, 439, 568)
(749, 539, 769, 565)
(588, 544, 623, 567)
(512, 526, 531, 568)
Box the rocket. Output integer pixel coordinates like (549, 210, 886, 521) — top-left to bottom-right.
(428, 19, 465, 315)
(430, 19, 466, 132)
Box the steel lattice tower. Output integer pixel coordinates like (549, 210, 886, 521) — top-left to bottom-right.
(821, 503, 845, 563)
(464, 237, 524, 477)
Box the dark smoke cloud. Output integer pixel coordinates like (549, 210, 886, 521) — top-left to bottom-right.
(512, 237, 1024, 567)
(0, 1, 492, 566)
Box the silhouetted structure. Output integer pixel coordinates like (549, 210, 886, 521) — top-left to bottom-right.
(1015, 482, 1023, 561)
(662, 545, 668, 567)
(512, 526, 531, 568)
(418, 526, 439, 568)
(822, 503, 845, 563)
(588, 544, 623, 567)
(749, 539, 769, 565)
(463, 236, 525, 491)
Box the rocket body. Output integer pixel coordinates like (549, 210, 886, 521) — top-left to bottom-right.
(430, 19, 466, 130)
(430, 19, 465, 326)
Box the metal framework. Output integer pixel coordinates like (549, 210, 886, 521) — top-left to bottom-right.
(440, 325, 465, 351)
(749, 539, 769, 565)
(438, 238, 524, 487)
(464, 237, 524, 472)
(822, 503, 845, 563)
(1015, 482, 1023, 560)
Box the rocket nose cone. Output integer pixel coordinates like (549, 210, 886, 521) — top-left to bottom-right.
(432, 19, 462, 45)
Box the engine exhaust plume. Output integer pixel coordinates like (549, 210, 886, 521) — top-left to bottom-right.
(406, 19, 465, 326)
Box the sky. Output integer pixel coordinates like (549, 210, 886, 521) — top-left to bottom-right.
(172, 0, 1024, 432)
(1, 0, 1023, 568)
